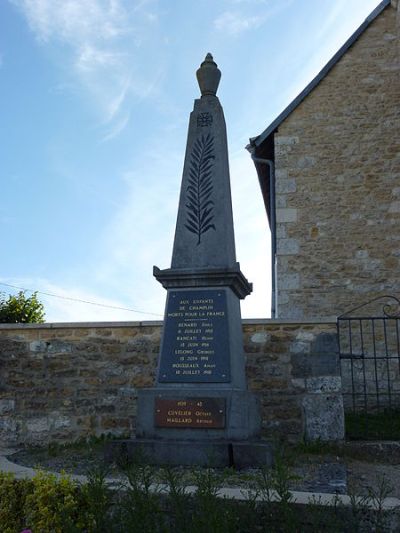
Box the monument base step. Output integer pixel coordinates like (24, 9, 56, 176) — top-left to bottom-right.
(105, 438, 274, 469)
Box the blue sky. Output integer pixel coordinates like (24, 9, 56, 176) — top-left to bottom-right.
(0, 0, 381, 322)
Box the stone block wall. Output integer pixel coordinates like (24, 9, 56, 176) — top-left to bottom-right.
(273, 1, 400, 319)
(243, 321, 343, 442)
(0, 320, 343, 447)
(0, 323, 160, 447)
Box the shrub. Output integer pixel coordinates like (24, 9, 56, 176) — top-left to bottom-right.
(23, 470, 87, 532)
(0, 472, 32, 532)
(0, 291, 45, 323)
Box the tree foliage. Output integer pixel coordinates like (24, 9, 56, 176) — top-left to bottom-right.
(0, 291, 45, 324)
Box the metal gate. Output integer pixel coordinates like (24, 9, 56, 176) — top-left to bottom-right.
(337, 295, 400, 439)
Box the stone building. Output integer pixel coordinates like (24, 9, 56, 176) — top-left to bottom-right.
(248, 0, 400, 319)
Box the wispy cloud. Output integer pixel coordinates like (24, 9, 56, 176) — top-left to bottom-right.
(214, 11, 264, 35)
(95, 151, 179, 280)
(214, 0, 292, 36)
(76, 44, 122, 74)
(11, 0, 128, 44)
(87, 138, 183, 317)
(106, 75, 132, 120)
(271, 0, 373, 119)
(10, 0, 161, 140)
(100, 111, 130, 142)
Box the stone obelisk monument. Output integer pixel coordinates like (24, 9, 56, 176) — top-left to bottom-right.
(110, 55, 271, 467)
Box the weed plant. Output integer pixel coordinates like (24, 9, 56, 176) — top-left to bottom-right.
(162, 467, 191, 531)
(118, 461, 165, 532)
(0, 457, 396, 532)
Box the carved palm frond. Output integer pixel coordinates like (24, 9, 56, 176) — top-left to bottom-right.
(184, 133, 216, 245)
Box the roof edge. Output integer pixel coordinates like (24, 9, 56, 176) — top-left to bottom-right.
(248, 0, 391, 150)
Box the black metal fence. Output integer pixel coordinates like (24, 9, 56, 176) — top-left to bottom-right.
(337, 296, 400, 439)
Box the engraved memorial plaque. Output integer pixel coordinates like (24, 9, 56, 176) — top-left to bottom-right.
(155, 397, 226, 428)
(158, 289, 230, 383)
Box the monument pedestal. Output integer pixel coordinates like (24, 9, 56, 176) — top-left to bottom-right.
(105, 54, 273, 469)
(107, 387, 273, 468)
(136, 388, 260, 440)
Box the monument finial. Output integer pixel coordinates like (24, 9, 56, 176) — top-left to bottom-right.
(196, 53, 221, 97)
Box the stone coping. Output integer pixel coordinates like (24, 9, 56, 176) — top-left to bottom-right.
(0, 321, 164, 329)
(0, 318, 337, 330)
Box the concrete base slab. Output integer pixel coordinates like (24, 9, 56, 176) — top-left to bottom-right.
(105, 438, 274, 469)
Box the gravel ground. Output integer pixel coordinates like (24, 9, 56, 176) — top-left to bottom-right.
(347, 460, 400, 498)
(9, 446, 108, 477)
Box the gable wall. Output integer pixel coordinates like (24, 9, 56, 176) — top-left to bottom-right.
(274, 3, 399, 318)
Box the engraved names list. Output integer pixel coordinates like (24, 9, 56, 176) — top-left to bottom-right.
(158, 289, 230, 382)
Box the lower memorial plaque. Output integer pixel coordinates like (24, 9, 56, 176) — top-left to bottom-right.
(155, 398, 226, 428)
